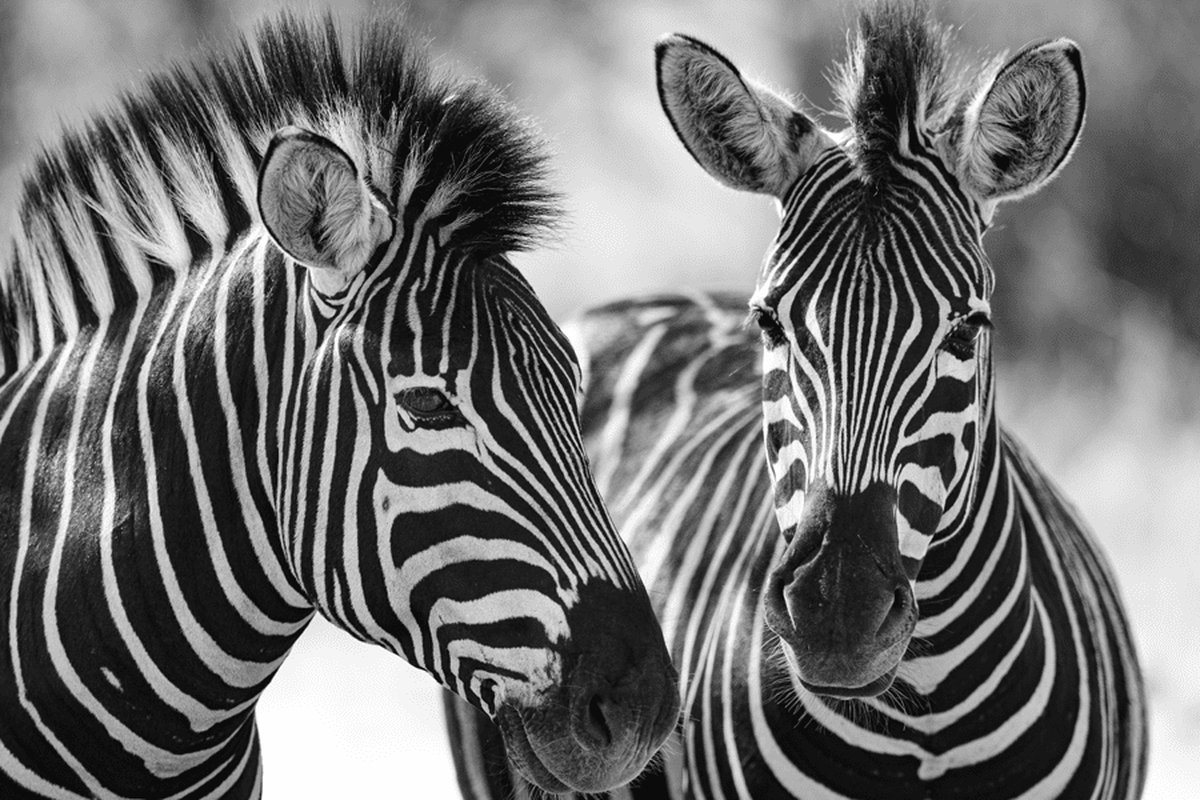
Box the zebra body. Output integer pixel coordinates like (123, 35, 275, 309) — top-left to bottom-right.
(0, 14, 677, 798)
(447, 2, 1144, 797)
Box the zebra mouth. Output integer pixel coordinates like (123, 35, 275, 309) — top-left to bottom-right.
(799, 664, 899, 698)
(494, 706, 571, 793)
(778, 637, 904, 698)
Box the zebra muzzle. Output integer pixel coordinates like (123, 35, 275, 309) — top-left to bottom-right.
(764, 480, 918, 696)
(492, 581, 680, 793)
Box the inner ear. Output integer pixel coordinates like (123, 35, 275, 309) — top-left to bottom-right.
(656, 34, 830, 198)
(257, 126, 392, 274)
(955, 39, 1085, 204)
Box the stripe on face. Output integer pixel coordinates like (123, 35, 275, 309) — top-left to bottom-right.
(754, 141, 991, 568)
(284, 241, 640, 709)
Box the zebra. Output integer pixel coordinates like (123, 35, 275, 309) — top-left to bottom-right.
(0, 13, 680, 799)
(444, 2, 1146, 798)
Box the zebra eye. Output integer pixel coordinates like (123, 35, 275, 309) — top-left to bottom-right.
(748, 306, 788, 349)
(942, 311, 992, 359)
(397, 387, 464, 427)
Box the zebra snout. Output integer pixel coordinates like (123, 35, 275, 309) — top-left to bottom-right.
(562, 582, 680, 756)
(496, 581, 680, 793)
(565, 646, 679, 772)
(768, 560, 914, 697)
(565, 623, 681, 752)
(879, 582, 915, 639)
(765, 481, 917, 696)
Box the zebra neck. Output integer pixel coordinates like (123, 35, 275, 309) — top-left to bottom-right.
(0, 238, 315, 794)
(148, 234, 313, 604)
(111, 237, 319, 705)
(902, 412, 1035, 700)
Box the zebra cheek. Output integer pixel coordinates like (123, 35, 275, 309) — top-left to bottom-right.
(773, 485, 806, 535)
(760, 346, 791, 391)
(896, 510, 934, 564)
(895, 467, 944, 562)
(384, 401, 405, 450)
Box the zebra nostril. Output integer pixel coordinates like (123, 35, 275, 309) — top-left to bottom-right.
(878, 584, 913, 638)
(576, 691, 615, 749)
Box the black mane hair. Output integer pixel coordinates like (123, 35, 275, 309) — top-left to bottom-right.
(833, 0, 981, 186)
(0, 12, 558, 373)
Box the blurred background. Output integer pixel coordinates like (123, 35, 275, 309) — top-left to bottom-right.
(2, 0, 1195, 796)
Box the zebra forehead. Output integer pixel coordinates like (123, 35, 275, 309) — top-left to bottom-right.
(0, 11, 559, 376)
(406, 260, 580, 383)
(763, 209, 988, 310)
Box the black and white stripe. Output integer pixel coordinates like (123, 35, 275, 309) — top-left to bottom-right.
(0, 13, 677, 799)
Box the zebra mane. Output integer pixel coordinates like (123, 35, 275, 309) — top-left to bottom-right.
(832, 0, 990, 186)
(0, 12, 558, 373)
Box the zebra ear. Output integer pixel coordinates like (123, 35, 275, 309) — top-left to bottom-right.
(257, 126, 392, 275)
(954, 39, 1085, 204)
(656, 34, 831, 199)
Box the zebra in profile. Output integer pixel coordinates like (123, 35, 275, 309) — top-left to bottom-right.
(0, 13, 680, 799)
(445, 2, 1145, 797)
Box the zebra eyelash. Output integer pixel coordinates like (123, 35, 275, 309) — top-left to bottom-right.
(397, 386, 467, 429)
(941, 311, 992, 359)
(747, 306, 788, 349)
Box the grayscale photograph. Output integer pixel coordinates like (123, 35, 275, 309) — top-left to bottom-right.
(0, 0, 1194, 797)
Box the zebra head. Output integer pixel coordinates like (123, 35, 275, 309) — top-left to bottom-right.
(656, 2, 1084, 697)
(243, 20, 676, 793)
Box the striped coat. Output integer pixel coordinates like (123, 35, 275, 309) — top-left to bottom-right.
(0, 13, 677, 798)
